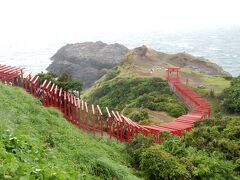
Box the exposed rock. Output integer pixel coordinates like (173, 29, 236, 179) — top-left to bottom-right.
(48, 43, 230, 89)
(47, 41, 129, 88)
(167, 52, 230, 76)
(125, 46, 230, 76)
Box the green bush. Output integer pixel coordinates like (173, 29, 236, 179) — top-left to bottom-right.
(126, 134, 155, 169)
(127, 116, 240, 179)
(87, 77, 186, 120)
(129, 110, 149, 122)
(104, 67, 120, 81)
(220, 77, 240, 114)
(166, 103, 186, 117)
(37, 72, 83, 95)
(185, 147, 235, 179)
(140, 145, 190, 180)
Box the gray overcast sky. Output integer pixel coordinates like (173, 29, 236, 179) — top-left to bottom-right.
(0, 0, 240, 48)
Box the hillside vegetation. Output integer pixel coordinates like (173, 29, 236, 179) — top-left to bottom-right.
(83, 46, 231, 123)
(84, 68, 186, 124)
(0, 84, 139, 179)
(220, 77, 240, 114)
(127, 116, 240, 179)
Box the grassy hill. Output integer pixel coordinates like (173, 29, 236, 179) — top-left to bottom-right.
(0, 84, 139, 179)
(83, 46, 231, 124)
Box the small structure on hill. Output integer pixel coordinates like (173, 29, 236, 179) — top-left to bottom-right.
(166, 67, 181, 80)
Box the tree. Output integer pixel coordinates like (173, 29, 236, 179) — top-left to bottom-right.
(221, 77, 240, 114)
(37, 72, 83, 97)
(58, 80, 83, 97)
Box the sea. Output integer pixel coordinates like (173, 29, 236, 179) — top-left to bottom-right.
(0, 26, 239, 76)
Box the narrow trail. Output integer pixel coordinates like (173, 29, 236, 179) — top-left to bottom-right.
(0, 65, 211, 143)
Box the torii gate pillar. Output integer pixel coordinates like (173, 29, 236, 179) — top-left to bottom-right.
(166, 67, 181, 81)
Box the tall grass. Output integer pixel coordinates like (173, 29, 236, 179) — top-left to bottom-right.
(0, 84, 139, 179)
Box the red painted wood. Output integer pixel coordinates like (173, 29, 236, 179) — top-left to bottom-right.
(92, 104, 96, 136)
(0, 64, 211, 144)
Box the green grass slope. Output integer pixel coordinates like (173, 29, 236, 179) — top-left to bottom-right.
(0, 84, 139, 179)
(83, 70, 187, 124)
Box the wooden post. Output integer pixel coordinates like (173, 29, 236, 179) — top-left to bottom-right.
(106, 107, 111, 134)
(117, 112, 124, 142)
(45, 81, 52, 107)
(64, 91, 67, 117)
(67, 93, 71, 120)
(112, 111, 119, 141)
(71, 95, 75, 124)
(33, 76, 39, 97)
(41, 80, 48, 106)
(92, 104, 96, 136)
(81, 100, 84, 130)
(54, 85, 58, 107)
(59, 88, 63, 111)
(49, 84, 55, 106)
(97, 105, 103, 136)
(85, 102, 89, 131)
(29, 75, 36, 94)
(77, 99, 81, 128)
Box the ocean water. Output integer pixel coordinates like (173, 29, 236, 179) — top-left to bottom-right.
(0, 27, 239, 76)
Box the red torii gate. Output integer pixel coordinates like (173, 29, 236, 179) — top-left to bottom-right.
(166, 67, 180, 80)
(0, 64, 211, 144)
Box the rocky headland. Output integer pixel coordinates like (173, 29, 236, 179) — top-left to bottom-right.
(47, 41, 129, 88)
(47, 42, 230, 89)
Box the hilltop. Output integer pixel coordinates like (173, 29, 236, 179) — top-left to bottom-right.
(0, 84, 138, 179)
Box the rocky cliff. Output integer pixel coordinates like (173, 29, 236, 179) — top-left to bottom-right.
(125, 45, 230, 76)
(47, 41, 129, 88)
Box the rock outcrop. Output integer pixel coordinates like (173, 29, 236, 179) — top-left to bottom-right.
(47, 41, 129, 88)
(125, 46, 230, 76)
(48, 43, 230, 89)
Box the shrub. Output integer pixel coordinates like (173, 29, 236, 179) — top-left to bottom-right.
(104, 67, 120, 81)
(209, 89, 215, 98)
(129, 110, 149, 122)
(140, 145, 190, 180)
(126, 116, 240, 179)
(88, 77, 186, 120)
(166, 103, 186, 117)
(185, 148, 235, 179)
(126, 134, 155, 169)
(221, 77, 240, 114)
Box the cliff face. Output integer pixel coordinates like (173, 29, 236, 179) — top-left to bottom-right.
(47, 41, 129, 88)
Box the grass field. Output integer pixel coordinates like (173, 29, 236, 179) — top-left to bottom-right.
(0, 84, 139, 179)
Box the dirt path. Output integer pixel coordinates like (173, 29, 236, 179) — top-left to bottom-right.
(145, 109, 174, 125)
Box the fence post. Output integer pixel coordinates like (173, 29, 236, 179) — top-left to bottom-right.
(67, 93, 71, 120)
(64, 91, 67, 118)
(117, 112, 124, 142)
(77, 99, 81, 128)
(81, 100, 84, 130)
(85, 102, 89, 131)
(59, 88, 63, 111)
(92, 104, 96, 136)
(45, 81, 52, 107)
(97, 105, 103, 136)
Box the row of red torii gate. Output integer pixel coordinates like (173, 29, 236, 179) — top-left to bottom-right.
(0, 64, 211, 143)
